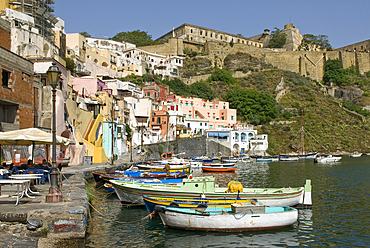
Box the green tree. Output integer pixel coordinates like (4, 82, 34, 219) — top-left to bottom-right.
(162, 78, 191, 96)
(299, 34, 332, 51)
(208, 67, 236, 85)
(111, 30, 157, 47)
(189, 81, 214, 101)
(80, 31, 91, 37)
(267, 27, 287, 48)
(64, 57, 76, 75)
(225, 89, 279, 125)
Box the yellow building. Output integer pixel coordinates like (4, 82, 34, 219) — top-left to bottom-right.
(86, 45, 118, 71)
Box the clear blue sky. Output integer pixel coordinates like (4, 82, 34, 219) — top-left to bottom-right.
(54, 0, 369, 48)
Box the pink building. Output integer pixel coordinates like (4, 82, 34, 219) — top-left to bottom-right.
(175, 96, 237, 130)
(70, 76, 110, 96)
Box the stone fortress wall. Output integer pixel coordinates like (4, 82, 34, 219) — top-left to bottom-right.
(140, 24, 370, 83)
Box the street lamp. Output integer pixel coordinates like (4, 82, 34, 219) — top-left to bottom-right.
(46, 63, 63, 203)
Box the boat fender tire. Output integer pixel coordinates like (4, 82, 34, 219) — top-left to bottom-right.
(197, 203, 207, 208)
(155, 205, 165, 213)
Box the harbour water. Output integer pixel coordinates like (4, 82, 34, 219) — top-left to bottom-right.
(85, 156, 370, 247)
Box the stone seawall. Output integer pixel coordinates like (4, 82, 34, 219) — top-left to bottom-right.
(144, 136, 231, 160)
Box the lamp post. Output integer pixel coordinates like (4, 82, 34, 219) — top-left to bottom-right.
(46, 63, 63, 203)
(111, 98, 114, 165)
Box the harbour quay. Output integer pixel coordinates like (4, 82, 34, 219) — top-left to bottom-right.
(0, 162, 129, 248)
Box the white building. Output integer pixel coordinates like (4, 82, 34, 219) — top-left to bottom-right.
(103, 79, 142, 97)
(2, 8, 60, 60)
(184, 119, 209, 136)
(206, 126, 268, 155)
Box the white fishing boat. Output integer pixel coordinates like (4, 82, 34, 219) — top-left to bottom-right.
(314, 155, 342, 163)
(279, 156, 299, 162)
(155, 200, 298, 232)
(256, 157, 279, 162)
(349, 153, 362, 158)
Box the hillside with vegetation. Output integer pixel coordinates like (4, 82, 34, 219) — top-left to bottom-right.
(121, 51, 370, 155)
(182, 52, 370, 155)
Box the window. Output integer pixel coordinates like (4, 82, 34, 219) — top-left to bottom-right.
(147, 92, 150, 96)
(203, 104, 206, 108)
(231, 116, 234, 120)
(185, 103, 188, 106)
(200, 123, 202, 126)
(157, 117, 160, 124)
(189, 115, 191, 118)
(200, 31, 203, 35)
(2, 70, 10, 88)
(191, 103, 193, 107)
(82, 41, 86, 50)
(221, 117, 224, 120)
(210, 125, 213, 129)
(195, 115, 198, 119)
(235, 133, 239, 142)
(210, 106, 212, 109)
(205, 123, 207, 126)
(216, 106, 218, 109)
(152, 117, 154, 122)
(183, 129, 187, 134)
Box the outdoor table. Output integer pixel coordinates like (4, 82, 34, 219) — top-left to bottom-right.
(9, 175, 42, 195)
(0, 179, 30, 205)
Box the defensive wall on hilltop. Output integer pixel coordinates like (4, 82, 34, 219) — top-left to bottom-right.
(141, 38, 370, 83)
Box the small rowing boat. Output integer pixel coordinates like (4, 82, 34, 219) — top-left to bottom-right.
(201, 163, 236, 172)
(142, 195, 253, 213)
(155, 200, 298, 232)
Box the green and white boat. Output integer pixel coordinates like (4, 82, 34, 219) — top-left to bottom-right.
(110, 176, 312, 207)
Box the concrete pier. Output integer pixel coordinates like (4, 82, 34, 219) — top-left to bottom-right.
(0, 161, 133, 248)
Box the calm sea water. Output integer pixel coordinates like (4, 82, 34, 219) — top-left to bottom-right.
(85, 156, 370, 247)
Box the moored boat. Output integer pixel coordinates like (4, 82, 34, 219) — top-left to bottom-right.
(154, 201, 298, 232)
(349, 153, 362, 158)
(279, 156, 299, 162)
(201, 163, 237, 172)
(92, 170, 186, 184)
(135, 163, 190, 173)
(143, 195, 253, 213)
(314, 155, 342, 163)
(256, 157, 279, 162)
(109, 176, 311, 207)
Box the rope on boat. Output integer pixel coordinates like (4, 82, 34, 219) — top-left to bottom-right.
(60, 171, 154, 224)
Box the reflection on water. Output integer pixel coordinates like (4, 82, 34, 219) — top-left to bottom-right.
(86, 156, 370, 247)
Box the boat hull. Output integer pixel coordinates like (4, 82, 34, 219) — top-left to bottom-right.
(314, 156, 342, 163)
(201, 165, 237, 172)
(110, 177, 306, 207)
(256, 158, 279, 162)
(143, 195, 253, 213)
(156, 206, 298, 232)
